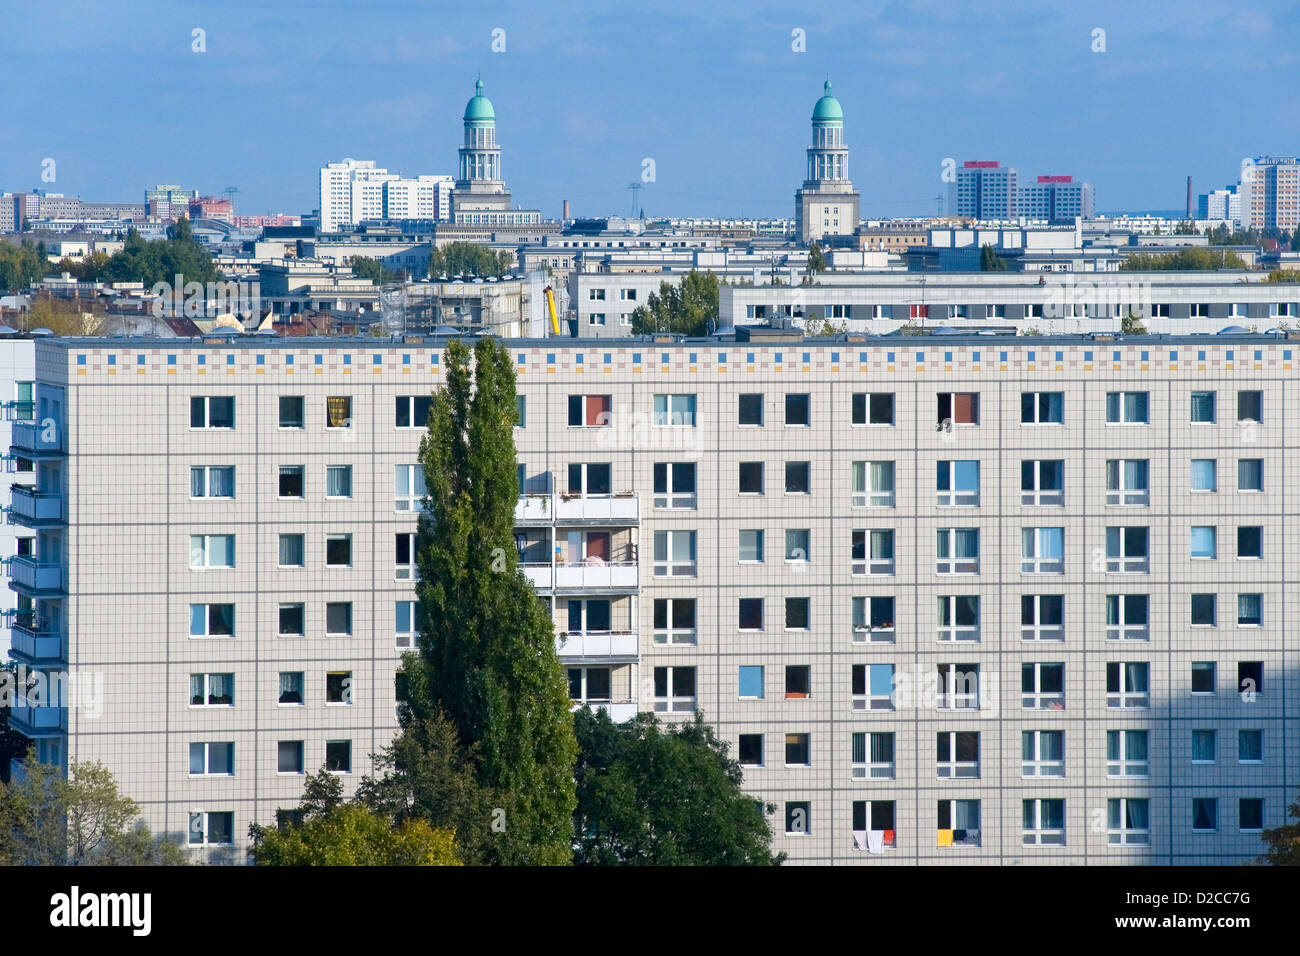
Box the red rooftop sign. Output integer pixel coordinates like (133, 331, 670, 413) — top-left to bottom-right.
(1037, 175, 1073, 183)
(963, 161, 1000, 168)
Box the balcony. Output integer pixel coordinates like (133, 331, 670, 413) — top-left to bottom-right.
(521, 564, 553, 590)
(11, 421, 64, 457)
(7, 704, 67, 736)
(555, 630, 638, 661)
(7, 486, 64, 527)
(9, 618, 64, 664)
(7, 557, 64, 595)
(555, 494, 639, 525)
(572, 700, 638, 723)
(513, 494, 552, 524)
(554, 562, 638, 592)
(652, 696, 696, 714)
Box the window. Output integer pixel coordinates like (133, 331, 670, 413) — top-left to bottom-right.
(1106, 594, 1149, 641)
(936, 731, 979, 778)
(1237, 390, 1262, 423)
(1107, 730, 1149, 776)
(326, 465, 352, 498)
(738, 393, 764, 426)
(784, 461, 810, 494)
(567, 463, 611, 496)
(325, 534, 352, 568)
(936, 663, 979, 710)
(1189, 526, 1217, 560)
(1106, 460, 1149, 506)
(653, 598, 695, 645)
(326, 671, 352, 705)
(278, 672, 304, 705)
(1239, 729, 1263, 763)
(395, 600, 426, 649)
(190, 396, 235, 429)
(738, 598, 764, 631)
(937, 799, 981, 846)
(278, 533, 304, 568)
(851, 801, 897, 849)
(1237, 525, 1262, 559)
(785, 529, 810, 563)
(325, 740, 352, 774)
(394, 465, 428, 511)
(190, 534, 234, 569)
(190, 466, 235, 499)
(934, 528, 979, 575)
(1021, 594, 1064, 642)
(1238, 593, 1262, 627)
(189, 603, 234, 638)
(1238, 459, 1263, 492)
(852, 732, 895, 779)
(853, 392, 894, 425)
(852, 529, 895, 575)
(1189, 458, 1217, 492)
(277, 741, 304, 774)
(784, 393, 810, 426)
(1105, 526, 1149, 573)
(515, 395, 525, 428)
(1108, 798, 1150, 845)
(653, 462, 696, 508)
(784, 733, 811, 766)
(568, 667, 611, 703)
(1105, 391, 1148, 424)
(325, 396, 351, 428)
(278, 396, 304, 428)
(738, 665, 764, 699)
(1022, 662, 1065, 709)
(937, 392, 979, 426)
(853, 596, 895, 641)
(738, 461, 764, 494)
(325, 602, 353, 637)
(652, 394, 696, 427)
(738, 734, 763, 766)
(653, 530, 696, 576)
(275, 602, 304, 638)
(278, 465, 304, 499)
(936, 460, 979, 506)
(1190, 660, 1217, 694)
(1021, 460, 1064, 506)
(395, 533, 418, 581)
(852, 461, 895, 507)
(1021, 527, 1064, 574)
(653, 666, 696, 712)
(852, 663, 895, 711)
(1022, 731, 1065, 777)
(188, 811, 234, 846)
(568, 394, 612, 427)
(1238, 661, 1262, 698)
(395, 395, 433, 428)
(785, 597, 810, 630)
(189, 742, 234, 776)
(1240, 799, 1264, 832)
(936, 595, 979, 642)
(1189, 390, 1216, 423)
(1021, 391, 1063, 424)
(1192, 798, 1217, 832)
(785, 665, 811, 698)
(1107, 661, 1150, 708)
(785, 802, 811, 835)
(1190, 593, 1216, 627)
(190, 673, 234, 707)
(1191, 729, 1216, 763)
(1023, 799, 1066, 846)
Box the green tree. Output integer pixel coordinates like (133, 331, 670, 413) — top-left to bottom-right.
(806, 242, 826, 274)
(1121, 312, 1148, 335)
(0, 240, 51, 293)
(629, 270, 719, 336)
(573, 710, 782, 865)
(348, 255, 398, 284)
(1257, 785, 1300, 865)
(1291, 226, 1300, 252)
(1119, 248, 1247, 271)
(99, 221, 218, 287)
(979, 244, 1008, 271)
(428, 242, 513, 279)
(1265, 269, 1300, 283)
(405, 337, 577, 864)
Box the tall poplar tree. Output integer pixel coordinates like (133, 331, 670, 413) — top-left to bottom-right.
(407, 336, 577, 865)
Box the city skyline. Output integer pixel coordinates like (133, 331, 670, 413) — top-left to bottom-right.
(3, 0, 1297, 221)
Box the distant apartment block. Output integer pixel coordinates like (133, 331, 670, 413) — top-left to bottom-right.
(1199, 187, 1243, 226)
(1018, 176, 1095, 223)
(952, 161, 1018, 220)
(318, 160, 454, 233)
(1240, 157, 1300, 231)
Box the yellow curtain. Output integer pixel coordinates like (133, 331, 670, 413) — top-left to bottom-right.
(936, 829, 954, 847)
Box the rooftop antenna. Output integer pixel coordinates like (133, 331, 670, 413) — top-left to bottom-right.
(223, 186, 238, 215)
(935, 193, 944, 216)
(626, 182, 643, 219)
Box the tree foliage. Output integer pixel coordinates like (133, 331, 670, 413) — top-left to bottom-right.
(806, 242, 826, 274)
(0, 759, 186, 865)
(1257, 785, 1300, 865)
(406, 337, 577, 864)
(1119, 248, 1247, 271)
(979, 244, 1008, 271)
(1264, 269, 1300, 284)
(1120, 312, 1148, 335)
(629, 270, 719, 336)
(349, 255, 406, 284)
(0, 240, 50, 293)
(573, 710, 782, 866)
(99, 220, 219, 287)
(428, 242, 514, 279)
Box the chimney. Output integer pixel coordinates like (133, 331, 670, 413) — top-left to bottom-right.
(562, 199, 570, 224)
(1186, 176, 1193, 219)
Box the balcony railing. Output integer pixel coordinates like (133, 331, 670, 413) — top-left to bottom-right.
(571, 700, 638, 723)
(521, 564, 553, 590)
(11, 421, 64, 456)
(8, 485, 64, 526)
(513, 494, 553, 523)
(555, 630, 638, 660)
(555, 562, 638, 591)
(555, 494, 639, 524)
(6, 556, 63, 593)
(653, 696, 696, 714)
(7, 704, 67, 736)
(9, 618, 64, 663)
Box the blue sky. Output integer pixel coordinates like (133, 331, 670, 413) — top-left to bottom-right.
(3, 0, 1297, 220)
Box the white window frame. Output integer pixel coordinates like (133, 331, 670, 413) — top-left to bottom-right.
(653, 461, 697, 509)
(394, 464, 428, 512)
(1021, 527, 1064, 574)
(935, 731, 980, 779)
(652, 597, 696, 645)
(1105, 391, 1149, 425)
(189, 672, 234, 708)
(852, 529, 895, 576)
(1106, 526, 1150, 573)
(1107, 661, 1150, 708)
(936, 460, 980, 507)
(1106, 459, 1150, 506)
(852, 663, 895, 711)
(1023, 798, 1066, 846)
(1021, 662, 1065, 710)
(852, 460, 895, 508)
(653, 665, 697, 713)
(936, 663, 979, 711)
(1021, 730, 1065, 778)
(188, 811, 235, 846)
(189, 741, 234, 777)
(190, 465, 235, 499)
(1021, 459, 1064, 506)
(851, 731, 895, 779)
(189, 534, 235, 570)
(653, 530, 697, 577)
(1107, 798, 1151, 846)
(652, 393, 697, 427)
(936, 594, 980, 642)
(1106, 593, 1149, 641)
(936, 528, 979, 575)
(1107, 729, 1149, 777)
(852, 595, 895, 643)
(189, 602, 234, 639)
(1021, 391, 1063, 425)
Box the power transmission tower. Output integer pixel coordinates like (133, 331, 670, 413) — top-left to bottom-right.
(626, 182, 643, 218)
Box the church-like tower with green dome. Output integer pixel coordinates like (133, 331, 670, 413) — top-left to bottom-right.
(451, 77, 515, 220)
(795, 80, 860, 245)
